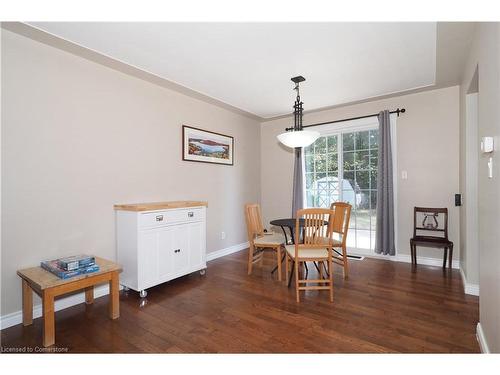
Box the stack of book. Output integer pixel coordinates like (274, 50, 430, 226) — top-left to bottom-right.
(41, 255, 99, 279)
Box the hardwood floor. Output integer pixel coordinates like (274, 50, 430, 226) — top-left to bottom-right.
(1, 251, 480, 353)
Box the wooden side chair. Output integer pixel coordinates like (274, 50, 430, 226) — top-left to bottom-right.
(244, 203, 285, 281)
(285, 208, 335, 302)
(329, 202, 352, 279)
(410, 207, 454, 268)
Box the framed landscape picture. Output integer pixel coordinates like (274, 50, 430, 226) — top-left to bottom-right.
(182, 125, 234, 165)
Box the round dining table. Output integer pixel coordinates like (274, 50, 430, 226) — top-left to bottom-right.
(269, 218, 308, 245)
(270, 218, 330, 245)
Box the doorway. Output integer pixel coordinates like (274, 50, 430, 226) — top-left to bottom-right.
(462, 66, 480, 293)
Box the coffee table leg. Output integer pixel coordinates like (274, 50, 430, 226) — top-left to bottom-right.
(85, 286, 94, 304)
(109, 271, 120, 319)
(22, 279, 33, 326)
(42, 289, 55, 347)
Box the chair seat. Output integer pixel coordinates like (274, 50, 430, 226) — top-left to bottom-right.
(411, 236, 453, 246)
(253, 233, 285, 246)
(285, 244, 330, 259)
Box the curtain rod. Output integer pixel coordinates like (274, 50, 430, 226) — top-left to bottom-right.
(284, 108, 406, 131)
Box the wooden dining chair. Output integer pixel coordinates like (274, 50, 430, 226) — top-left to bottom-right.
(244, 203, 285, 281)
(285, 208, 335, 302)
(410, 207, 454, 268)
(329, 202, 352, 279)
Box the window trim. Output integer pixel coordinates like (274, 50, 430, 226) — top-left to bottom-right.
(302, 114, 398, 255)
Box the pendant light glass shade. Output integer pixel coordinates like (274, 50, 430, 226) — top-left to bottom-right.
(277, 129, 320, 148)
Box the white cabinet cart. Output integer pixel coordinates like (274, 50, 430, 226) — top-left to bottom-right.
(114, 201, 207, 298)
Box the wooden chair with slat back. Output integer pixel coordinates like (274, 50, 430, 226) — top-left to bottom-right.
(284, 208, 335, 302)
(410, 207, 454, 268)
(329, 202, 352, 279)
(244, 204, 285, 281)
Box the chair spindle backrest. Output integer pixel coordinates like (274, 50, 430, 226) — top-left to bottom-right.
(295, 208, 334, 249)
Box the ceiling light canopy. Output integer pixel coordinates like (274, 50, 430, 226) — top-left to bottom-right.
(277, 76, 319, 148)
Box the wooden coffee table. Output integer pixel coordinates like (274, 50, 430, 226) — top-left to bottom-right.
(17, 257, 122, 347)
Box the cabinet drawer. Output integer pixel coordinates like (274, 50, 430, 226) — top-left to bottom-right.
(139, 208, 204, 228)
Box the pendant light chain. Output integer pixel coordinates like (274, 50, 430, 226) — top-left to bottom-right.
(293, 82, 303, 132)
(276, 76, 320, 148)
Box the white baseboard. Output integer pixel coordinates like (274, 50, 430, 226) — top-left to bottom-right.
(349, 250, 460, 269)
(1, 243, 249, 331)
(477, 322, 490, 353)
(0, 284, 118, 330)
(394, 254, 460, 269)
(460, 267, 480, 296)
(206, 241, 248, 262)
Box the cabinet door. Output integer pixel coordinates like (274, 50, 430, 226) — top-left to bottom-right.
(188, 221, 205, 269)
(138, 230, 159, 288)
(158, 226, 176, 280)
(173, 225, 190, 275)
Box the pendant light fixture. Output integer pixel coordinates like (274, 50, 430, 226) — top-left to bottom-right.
(277, 76, 320, 148)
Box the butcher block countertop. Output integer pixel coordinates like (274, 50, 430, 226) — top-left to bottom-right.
(114, 201, 208, 212)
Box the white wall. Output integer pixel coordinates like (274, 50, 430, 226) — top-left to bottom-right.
(261, 86, 460, 260)
(460, 23, 500, 353)
(0, 26, 3, 320)
(1, 29, 261, 316)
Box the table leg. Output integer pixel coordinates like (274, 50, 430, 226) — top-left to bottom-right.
(322, 261, 330, 277)
(278, 225, 289, 245)
(313, 261, 321, 274)
(22, 279, 33, 326)
(109, 271, 120, 319)
(85, 286, 94, 304)
(42, 289, 55, 347)
(288, 226, 295, 245)
(271, 252, 286, 274)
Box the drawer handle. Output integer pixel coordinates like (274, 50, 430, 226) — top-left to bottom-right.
(156, 215, 164, 222)
(188, 212, 194, 218)
(174, 249, 181, 253)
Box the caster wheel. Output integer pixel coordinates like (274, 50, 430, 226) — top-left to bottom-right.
(139, 290, 148, 298)
(200, 269, 206, 276)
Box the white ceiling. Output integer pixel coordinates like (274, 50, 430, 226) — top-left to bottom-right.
(29, 22, 440, 119)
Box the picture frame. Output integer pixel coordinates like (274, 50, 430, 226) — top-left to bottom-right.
(182, 125, 234, 165)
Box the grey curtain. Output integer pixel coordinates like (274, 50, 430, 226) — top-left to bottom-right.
(292, 148, 304, 217)
(375, 110, 395, 255)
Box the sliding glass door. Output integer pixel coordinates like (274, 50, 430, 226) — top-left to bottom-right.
(304, 125, 378, 251)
